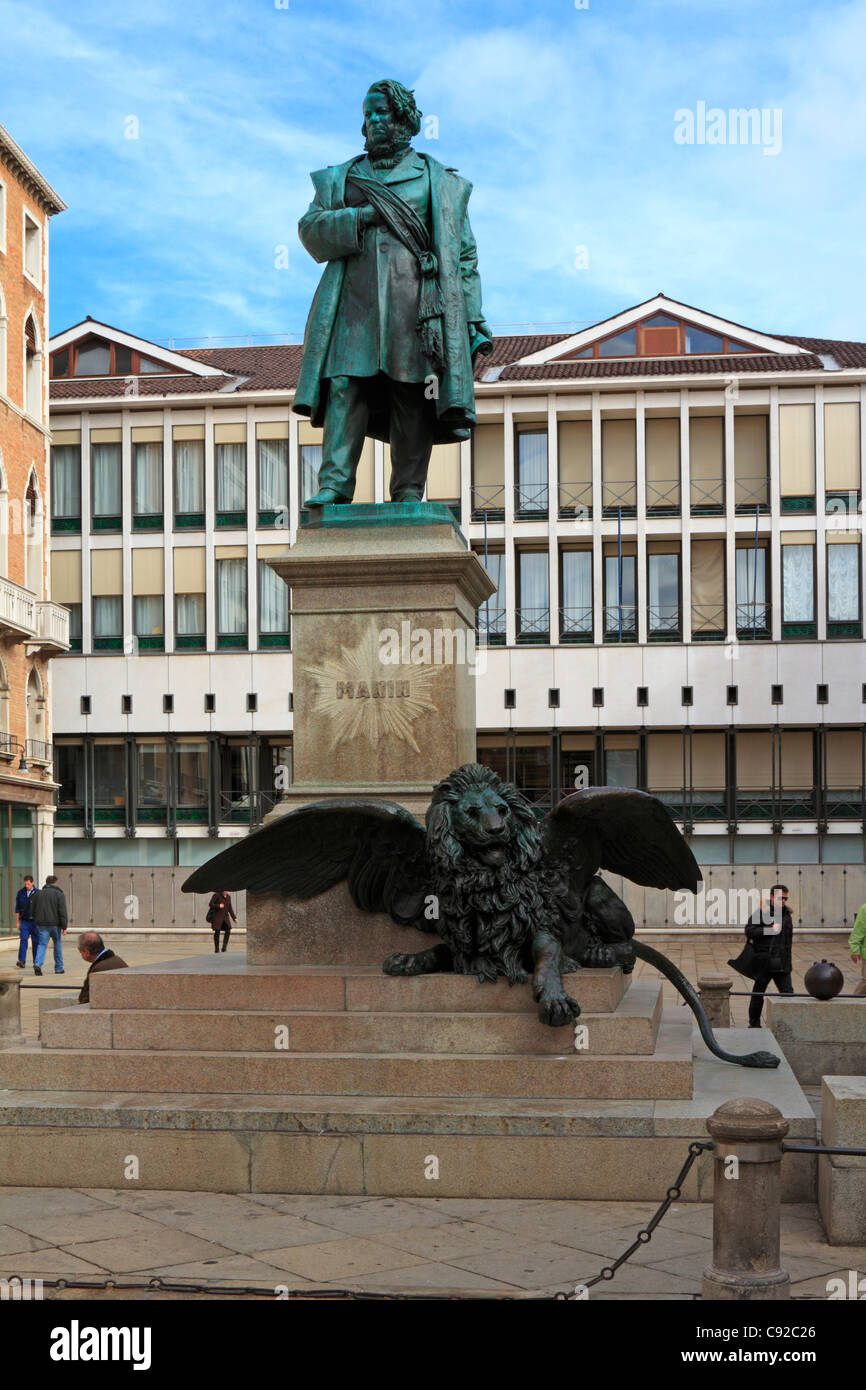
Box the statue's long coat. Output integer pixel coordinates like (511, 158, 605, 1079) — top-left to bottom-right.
(293, 151, 484, 445)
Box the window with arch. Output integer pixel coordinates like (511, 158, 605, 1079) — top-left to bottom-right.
(25, 469, 43, 595)
(25, 314, 41, 419)
(0, 449, 7, 577)
(26, 666, 48, 759)
(0, 281, 7, 399)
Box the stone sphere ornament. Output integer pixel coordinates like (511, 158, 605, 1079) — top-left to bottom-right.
(804, 959, 844, 1000)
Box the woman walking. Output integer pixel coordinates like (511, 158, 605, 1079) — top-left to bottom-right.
(208, 890, 237, 953)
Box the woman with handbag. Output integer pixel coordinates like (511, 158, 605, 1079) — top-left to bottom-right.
(207, 890, 237, 954)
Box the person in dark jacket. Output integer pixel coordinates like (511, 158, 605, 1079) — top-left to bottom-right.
(745, 884, 794, 1026)
(32, 875, 69, 977)
(77, 932, 128, 1004)
(15, 875, 38, 969)
(208, 891, 237, 953)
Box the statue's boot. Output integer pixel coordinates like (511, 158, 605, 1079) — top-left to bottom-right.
(303, 488, 352, 507)
(391, 490, 424, 503)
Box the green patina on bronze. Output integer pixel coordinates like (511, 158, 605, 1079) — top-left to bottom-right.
(299, 499, 466, 542)
(293, 79, 492, 508)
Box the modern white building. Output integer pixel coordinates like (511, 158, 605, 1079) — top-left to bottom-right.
(46, 296, 866, 926)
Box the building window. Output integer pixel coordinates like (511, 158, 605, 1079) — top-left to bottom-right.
(300, 444, 322, 504)
(257, 436, 289, 519)
(604, 553, 636, 639)
(216, 558, 247, 647)
(92, 596, 122, 648)
(50, 444, 81, 530)
(735, 545, 769, 637)
(827, 544, 861, 636)
(598, 328, 637, 357)
(93, 743, 126, 813)
(137, 742, 168, 812)
(177, 742, 208, 811)
(55, 744, 85, 809)
(476, 550, 505, 644)
(216, 441, 246, 516)
(133, 595, 164, 649)
(23, 212, 41, 283)
(606, 748, 638, 786)
(132, 442, 163, 523)
(91, 441, 122, 525)
(647, 552, 680, 638)
(174, 439, 204, 521)
(685, 327, 724, 354)
(175, 593, 205, 644)
(516, 551, 549, 643)
(66, 603, 82, 651)
(781, 544, 815, 636)
(74, 340, 111, 376)
(258, 560, 289, 647)
(515, 430, 548, 516)
(560, 550, 592, 642)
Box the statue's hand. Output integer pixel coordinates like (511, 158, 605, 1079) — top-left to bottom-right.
(468, 321, 493, 359)
(359, 204, 383, 230)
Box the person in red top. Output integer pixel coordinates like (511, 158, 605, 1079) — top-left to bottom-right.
(208, 891, 237, 953)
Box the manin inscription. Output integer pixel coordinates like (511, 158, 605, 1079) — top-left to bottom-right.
(307, 622, 437, 753)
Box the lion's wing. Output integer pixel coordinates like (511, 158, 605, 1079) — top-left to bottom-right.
(541, 787, 702, 893)
(182, 800, 432, 927)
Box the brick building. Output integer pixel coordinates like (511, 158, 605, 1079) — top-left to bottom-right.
(0, 124, 69, 931)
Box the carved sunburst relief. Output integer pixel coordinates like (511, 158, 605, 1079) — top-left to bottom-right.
(306, 621, 439, 754)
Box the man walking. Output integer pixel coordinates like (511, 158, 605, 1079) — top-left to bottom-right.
(32, 874, 69, 977)
(745, 884, 794, 1026)
(15, 874, 38, 970)
(850, 900, 866, 997)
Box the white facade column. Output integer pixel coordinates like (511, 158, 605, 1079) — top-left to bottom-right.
(288, 411, 300, 541)
(814, 385, 827, 641)
(204, 405, 216, 651)
(459, 438, 471, 526)
(636, 391, 647, 645)
(162, 407, 174, 653)
(861, 384, 866, 626)
(121, 408, 133, 647)
(503, 394, 516, 647)
(35, 802, 54, 881)
(591, 391, 603, 640)
(724, 390, 737, 639)
(680, 390, 692, 642)
(769, 386, 782, 642)
(547, 394, 559, 645)
(246, 404, 257, 651)
(373, 440, 385, 504)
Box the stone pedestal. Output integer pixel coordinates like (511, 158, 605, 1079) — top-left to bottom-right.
(818, 1076, 866, 1244)
(251, 502, 494, 965)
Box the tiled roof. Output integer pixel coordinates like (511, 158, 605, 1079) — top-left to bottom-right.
(472, 333, 569, 380)
(51, 374, 238, 400)
(771, 336, 866, 368)
(176, 344, 305, 389)
(494, 353, 825, 382)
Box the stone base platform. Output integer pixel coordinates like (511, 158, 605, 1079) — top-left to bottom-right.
(0, 956, 816, 1201)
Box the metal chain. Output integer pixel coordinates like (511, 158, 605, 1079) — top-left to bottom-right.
(553, 1140, 714, 1299)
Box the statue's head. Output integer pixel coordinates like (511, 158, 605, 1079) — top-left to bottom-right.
(362, 80, 422, 158)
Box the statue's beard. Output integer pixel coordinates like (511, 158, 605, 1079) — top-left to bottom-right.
(364, 127, 411, 161)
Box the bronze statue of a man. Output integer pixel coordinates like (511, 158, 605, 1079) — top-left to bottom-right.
(293, 79, 492, 506)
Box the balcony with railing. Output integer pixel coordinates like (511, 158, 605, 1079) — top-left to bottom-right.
(559, 606, 593, 644)
(476, 606, 506, 646)
(514, 482, 548, 520)
(734, 478, 770, 515)
(690, 477, 725, 516)
(218, 790, 284, 826)
(516, 607, 549, 645)
(34, 602, 71, 651)
(603, 604, 637, 643)
(645, 477, 681, 517)
(601, 482, 637, 518)
(0, 577, 37, 637)
(25, 739, 53, 767)
(736, 601, 772, 640)
(647, 604, 681, 642)
(691, 604, 726, 642)
(558, 481, 593, 521)
(470, 483, 505, 520)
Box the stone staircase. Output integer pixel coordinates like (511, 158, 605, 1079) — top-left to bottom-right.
(0, 956, 815, 1200)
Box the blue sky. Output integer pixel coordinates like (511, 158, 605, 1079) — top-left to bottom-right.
(3, 0, 865, 347)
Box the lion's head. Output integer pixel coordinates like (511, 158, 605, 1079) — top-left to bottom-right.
(425, 763, 541, 877)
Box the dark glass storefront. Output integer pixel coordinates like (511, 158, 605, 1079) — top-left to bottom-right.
(0, 803, 36, 936)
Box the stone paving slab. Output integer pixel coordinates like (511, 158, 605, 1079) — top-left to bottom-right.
(0, 1185, 861, 1299)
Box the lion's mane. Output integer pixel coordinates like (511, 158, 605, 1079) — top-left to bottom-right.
(425, 764, 561, 983)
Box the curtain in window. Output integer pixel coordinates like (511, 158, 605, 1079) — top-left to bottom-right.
(605, 554, 636, 631)
(217, 558, 247, 634)
(258, 560, 289, 632)
(174, 441, 204, 513)
(176, 594, 205, 634)
(66, 603, 82, 638)
(92, 443, 121, 515)
(133, 443, 162, 515)
(517, 433, 548, 511)
(133, 595, 163, 635)
(93, 595, 122, 636)
(478, 552, 504, 636)
(518, 552, 549, 633)
(51, 446, 81, 518)
(300, 445, 322, 502)
(827, 545, 859, 621)
(216, 443, 246, 511)
(648, 553, 679, 631)
(561, 551, 591, 618)
(735, 548, 767, 622)
(782, 545, 814, 622)
(258, 439, 289, 511)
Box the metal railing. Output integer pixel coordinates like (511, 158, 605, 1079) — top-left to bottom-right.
(25, 739, 53, 764)
(647, 604, 681, 636)
(218, 790, 285, 826)
(559, 606, 593, 640)
(691, 603, 726, 638)
(515, 607, 550, 642)
(736, 601, 771, 637)
(734, 476, 770, 512)
(476, 607, 507, 645)
(690, 477, 725, 512)
(601, 482, 637, 515)
(557, 482, 592, 519)
(645, 476, 681, 514)
(603, 603, 636, 638)
(470, 484, 505, 519)
(514, 482, 548, 516)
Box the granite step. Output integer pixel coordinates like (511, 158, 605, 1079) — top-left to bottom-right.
(87, 956, 629, 1015)
(0, 1014, 693, 1099)
(40, 980, 663, 1056)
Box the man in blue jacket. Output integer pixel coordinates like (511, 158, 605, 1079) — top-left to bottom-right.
(15, 874, 38, 969)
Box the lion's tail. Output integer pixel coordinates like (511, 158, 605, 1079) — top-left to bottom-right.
(630, 940, 779, 1070)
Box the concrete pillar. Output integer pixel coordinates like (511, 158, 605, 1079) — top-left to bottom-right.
(702, 1098, 791, 1301)
(0, 970, 24, 1047)
(698, 974, 733, 1029)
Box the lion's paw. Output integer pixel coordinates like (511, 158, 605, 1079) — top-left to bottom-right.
(577, 941, 618, 969)
(536, 990, 581, 1028)
(383, 952, 424, 977)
